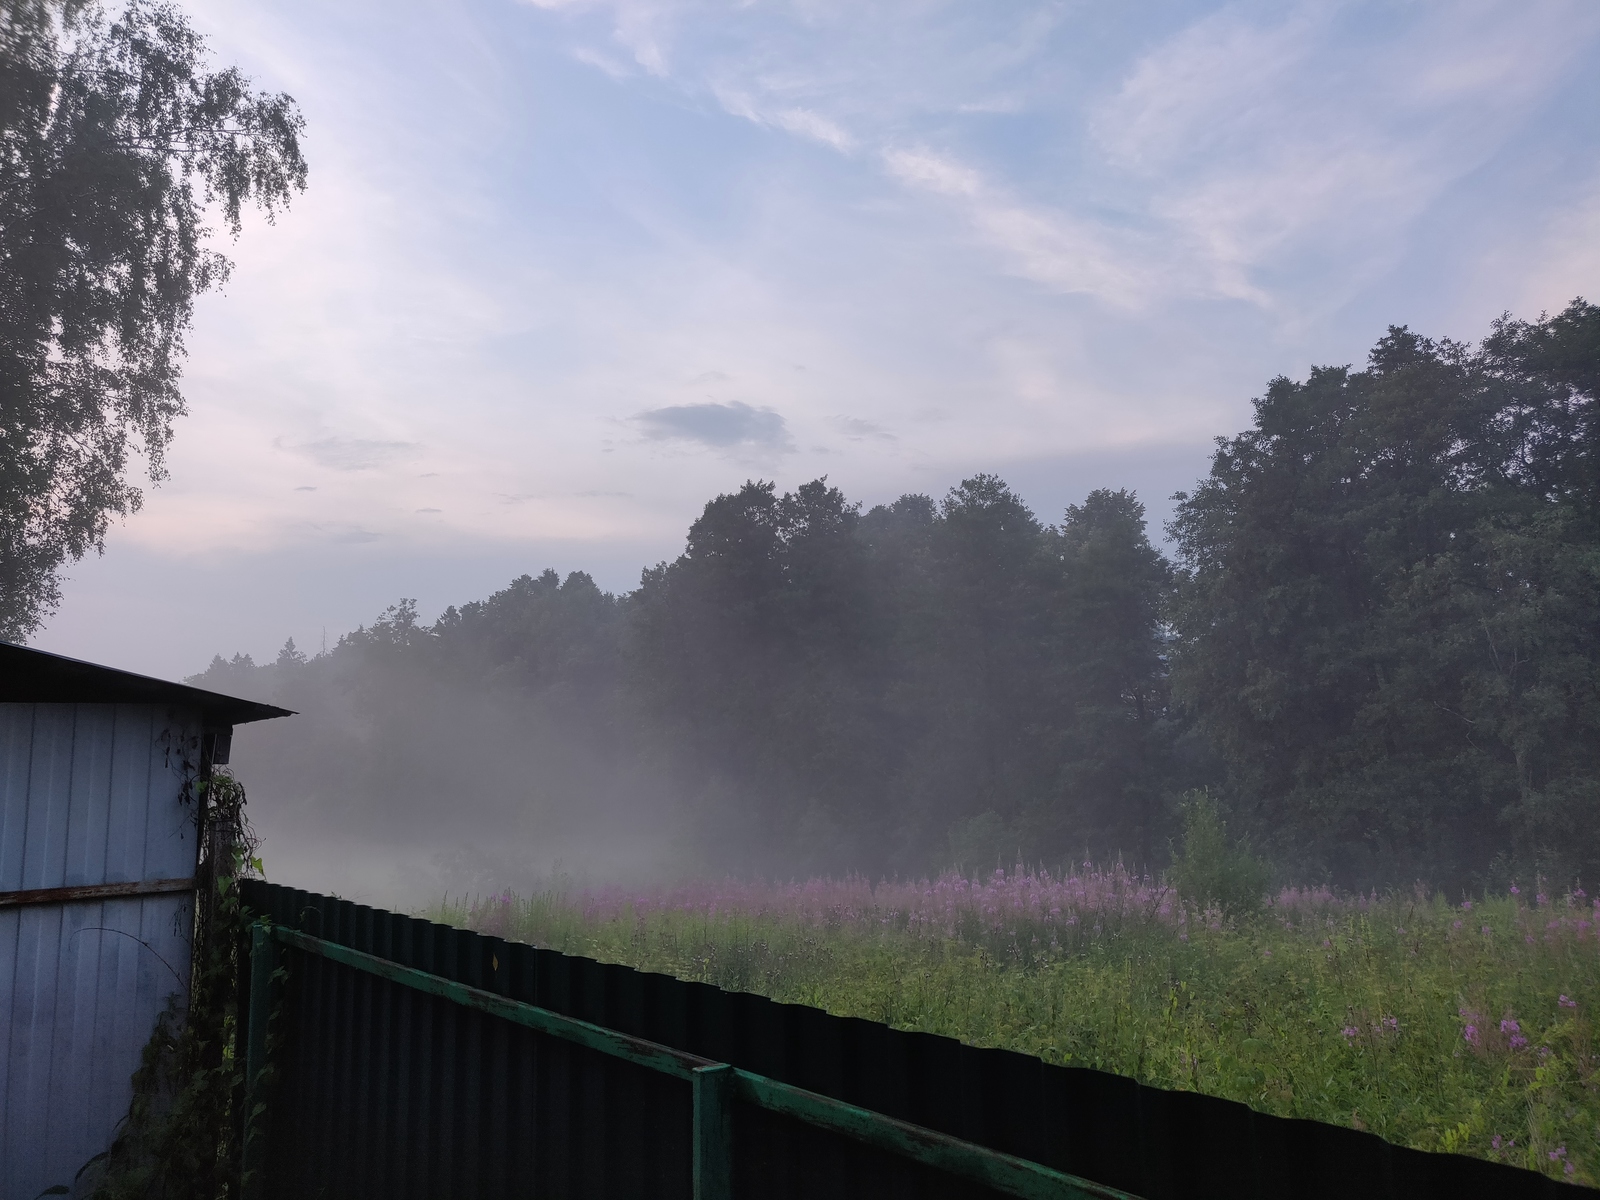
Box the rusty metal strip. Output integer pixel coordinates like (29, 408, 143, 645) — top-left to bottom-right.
(0, 877, 196, 909)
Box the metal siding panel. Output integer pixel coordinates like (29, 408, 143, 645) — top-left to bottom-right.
(64, 707, 114, 886)
(0, 908, 14, 1177)
(0, 707, 35, 890)
(0, 704, 199, 1200)
(101, 705, 150, 885)
(19, 706, 75, 890)
(118, 705, 198, 881)
(52, 897, 104, 1173)
(0, 707, 33, 1187)
(3, 902, 61, 1198)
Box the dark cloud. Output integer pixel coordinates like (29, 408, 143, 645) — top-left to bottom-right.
(280, 436, 420, 471)
(633, 401, 791, 450)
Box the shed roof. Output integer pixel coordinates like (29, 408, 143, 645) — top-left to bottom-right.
(0, 643, 292, 726)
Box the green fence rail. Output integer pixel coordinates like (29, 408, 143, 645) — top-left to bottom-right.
(244, 921, 1138, 1200)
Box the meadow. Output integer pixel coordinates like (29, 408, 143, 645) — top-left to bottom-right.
(434, 866, 1600, 1186)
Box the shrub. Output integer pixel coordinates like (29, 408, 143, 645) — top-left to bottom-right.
(1165, 791, 1273, 917)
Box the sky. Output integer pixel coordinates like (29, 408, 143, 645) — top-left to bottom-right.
(32, 0, 1600, 680)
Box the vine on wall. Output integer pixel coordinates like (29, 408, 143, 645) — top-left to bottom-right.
(73, 770, 263, 1200)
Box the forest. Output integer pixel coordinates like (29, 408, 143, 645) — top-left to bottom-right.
(194, 299, 1600, 894)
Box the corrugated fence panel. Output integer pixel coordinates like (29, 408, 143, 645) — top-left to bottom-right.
(241, 880, 1590, 1200)
(0, 704, 201, 1200)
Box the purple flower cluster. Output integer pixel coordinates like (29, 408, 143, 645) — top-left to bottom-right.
(457, 869, 1600, 981)
(571, 863, 1182, 954)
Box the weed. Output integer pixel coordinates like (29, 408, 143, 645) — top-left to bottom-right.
(441, 868, 1600, 1185)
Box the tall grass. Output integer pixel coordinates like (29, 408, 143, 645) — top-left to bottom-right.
(431, 867, 1600, 1184)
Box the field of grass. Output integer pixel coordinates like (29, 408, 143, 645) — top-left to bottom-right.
(431, 867, 1600, 1185)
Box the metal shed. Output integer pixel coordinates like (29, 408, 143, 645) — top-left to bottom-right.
(0, 644, 289, 1200)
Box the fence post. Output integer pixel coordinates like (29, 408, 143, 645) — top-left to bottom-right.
(242, 920, 277, 1198)
(692, 1063, 734, 1200)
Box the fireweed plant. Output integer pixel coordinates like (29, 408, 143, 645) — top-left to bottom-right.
(436, 868, 1600, 1185)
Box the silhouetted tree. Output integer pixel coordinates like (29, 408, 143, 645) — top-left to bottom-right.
(0, 0, 305, 638)
(1169, 301, 1600, 886)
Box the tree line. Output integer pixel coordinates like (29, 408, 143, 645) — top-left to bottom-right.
(193, 300, 1599, 891)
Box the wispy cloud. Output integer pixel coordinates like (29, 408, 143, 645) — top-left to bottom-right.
(34, 0, 1600, 678)
(1091, 0, 1600, 311)
(278, 436, 422, 471)
(883, 148, 1150, 307)
(834, 416, 893, 442)
(772, 108, 855, 153)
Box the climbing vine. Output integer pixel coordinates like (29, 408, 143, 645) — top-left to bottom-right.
(78, 770, 262, 1199)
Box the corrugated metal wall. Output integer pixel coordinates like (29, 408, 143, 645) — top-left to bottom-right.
(242, 881, 1587, 1200)
(0, 703, 202, 1200)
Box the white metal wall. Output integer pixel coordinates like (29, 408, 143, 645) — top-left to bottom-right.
(0, 704, 201, 1200)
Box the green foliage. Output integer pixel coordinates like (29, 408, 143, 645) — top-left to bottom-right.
(0, 0, 306, 638)
(1169, 300, 1600, 890)
(1166, 792, 1273, 918)
(443, 881, 1600, 1186)
(947, 811, 1022, 873)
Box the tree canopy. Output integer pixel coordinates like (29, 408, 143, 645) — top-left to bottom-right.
(1169, 300, 1600, 886)
(0, 0, 305, 638)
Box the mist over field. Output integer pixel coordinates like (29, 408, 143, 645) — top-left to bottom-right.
(198, 475, 1178, 907)
(197, 302, 1600, 910)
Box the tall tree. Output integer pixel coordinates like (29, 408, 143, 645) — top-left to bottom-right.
(1032, 489, 1174, 865)
(1169, 302, 1599, 887)
(0, 0, 305, 638)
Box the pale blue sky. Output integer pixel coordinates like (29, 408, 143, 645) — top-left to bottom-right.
(35, 0, 1600, 677)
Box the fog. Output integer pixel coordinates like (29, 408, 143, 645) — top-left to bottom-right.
(196, 473, 1186, 910)
(208, 636, 696, 910)
(197, 308, 1600, 910)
